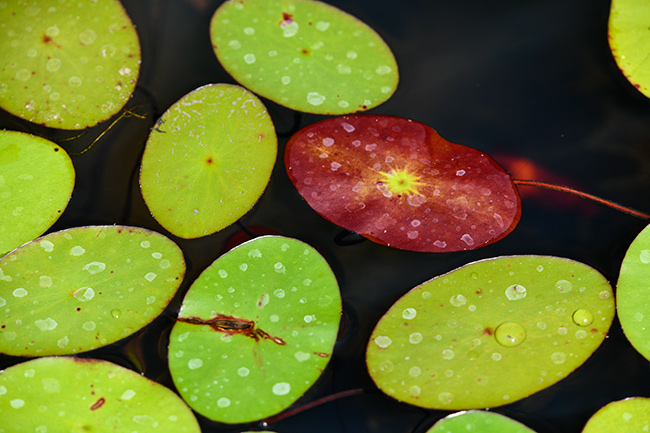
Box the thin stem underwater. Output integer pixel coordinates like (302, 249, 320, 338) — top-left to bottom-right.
(259, 388, 366, 427)
(513, 179, 650, 219)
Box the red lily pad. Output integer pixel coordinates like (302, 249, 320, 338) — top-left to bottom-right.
(285, 115, 521, 252)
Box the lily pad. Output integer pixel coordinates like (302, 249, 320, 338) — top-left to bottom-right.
(0, 130, 74, 257)
(609, 0, 650, 98)
(285, 115, 521, 252)
(168, 235, 341, 424)
(210, 0, 398, 114)
(582, 397, 650, 432)
(0, 225, 185, 356)
(616, 224, 650, 360)
(0, 0, 140, 129)
(366, 255, 614, 409)
(426, 411, 537, 433)
(140, 83, 277, 239)
(0, 356, 200, 433)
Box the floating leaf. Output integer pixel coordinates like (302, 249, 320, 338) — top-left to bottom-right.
(0, 357, 200, 432)
(426, 411, 537, 433)
(366, 256, 614, 409)
(210, 0, 398, 114)
(582, 397, 650, 432)
(0, 130, 74, 256)
(616, 223, 650, 360)
(609, 0, 650, 98)
(168, 235, 341, 424)
(0, 0, 140, 129)
(0, 225, 185, 356)
(140, 84, 277, 239)
(285, 115, 521, 252)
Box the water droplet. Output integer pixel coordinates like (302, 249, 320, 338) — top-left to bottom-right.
(467, 350, 479, 361)
(188, 358, 203, 370)
(409, 332, 423, 344)
(69, 245, 85, 256)
(599, 290, 611, 299)
(572, 309, 594, 326)
(551, 352, 566, 364)
(470, 272, 479, 279)
(555, 279, 573, 293)
(217, 397, 231, 408)
(34, 318, 57, 331)
(73, 287, 95, 302)
(307, 92, 326, 106)
(374, 336, 392, 348)
(408, 366, 421, 377)
(272, 382, 291, 396)
(82, 261, 106, 274)
(402, 308, 417, 320)
(378, 360, 394, 372)
(505, 284, 527, 300)
(640, 249, 650, 264)
(495, 322, 526, 347)
(449, 294, 467, 307)
(110, 309, 121, 319)
(438, 392, 454, 404)
(442, 349, 455, 360)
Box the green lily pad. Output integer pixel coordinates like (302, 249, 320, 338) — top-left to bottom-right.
(366, 255, 614, 410)
(0, 225, 185, 356)
(140, 83, 277, 239)
(168, 235, 341, 424)
(210, 0, 398, 114)
(426, 411, 537, 433)
(616, 224, 650, 360)
(0, 0, 140, 129)
(0, 130, 75, 257)
(0, 356, 200, 432)
(609, 0, 650, 98)
(582, 397, 650, 432)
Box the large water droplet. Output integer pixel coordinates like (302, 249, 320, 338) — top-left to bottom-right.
(505, 284, 527, 300)
(110, 309, 121, 319)
(572, 309, 594, 326)
(495, 322, 526, 347)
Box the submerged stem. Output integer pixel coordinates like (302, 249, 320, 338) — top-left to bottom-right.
(67, 106, 149, 156)
(512, 179, 650, 219)
(260, 388, 366, 427)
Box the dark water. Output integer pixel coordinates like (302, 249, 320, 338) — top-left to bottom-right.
(3, 0, 650, 432)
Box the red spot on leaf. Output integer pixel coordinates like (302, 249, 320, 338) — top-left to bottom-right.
(90, 397, 105, 410)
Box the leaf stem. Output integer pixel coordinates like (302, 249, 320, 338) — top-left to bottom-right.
(512, 179, 650, 219)
(260, 388, 366, 427)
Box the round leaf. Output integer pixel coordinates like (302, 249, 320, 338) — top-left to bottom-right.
(210, 0, 398, 114)
(285, 115, 521, 252)
(426, 411, 537, 433)
(0, 357, 200, 432)
(0, 0, 140, 129)
(616, 223, 650, 360)
(366, 255, 614, 409)
(0, 225, 185, 356)
(609, 0, 650, 98)
(140, 84, 277, 239)
(582, 397, 650, 432)
(0, 130, 74, 257)
(168, 235, 341, 424)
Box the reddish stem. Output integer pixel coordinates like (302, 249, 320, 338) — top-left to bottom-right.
(512, 179, 650, 220)
(260, 388, 366, 427)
